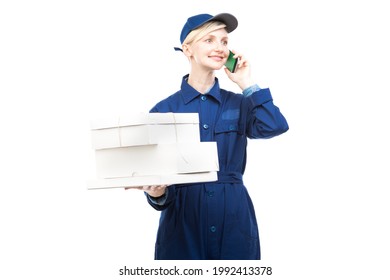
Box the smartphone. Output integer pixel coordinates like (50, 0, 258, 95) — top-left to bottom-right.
(225, 50, 238, 73)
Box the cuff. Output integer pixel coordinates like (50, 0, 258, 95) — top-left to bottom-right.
(146, 189, 169, 206)
(243, 84, 261, 97)
(247, 88, 273, 110)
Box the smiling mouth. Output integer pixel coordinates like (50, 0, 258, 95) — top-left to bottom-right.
(209, 56, 225, 61)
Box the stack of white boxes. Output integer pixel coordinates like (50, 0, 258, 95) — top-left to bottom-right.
(87, 112, 219, 189)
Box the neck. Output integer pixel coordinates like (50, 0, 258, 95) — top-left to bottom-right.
(188, 66, 215, 94)
(187, 71, 215, 94)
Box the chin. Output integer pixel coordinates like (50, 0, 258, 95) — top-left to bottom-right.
(210, 63, 224, 71)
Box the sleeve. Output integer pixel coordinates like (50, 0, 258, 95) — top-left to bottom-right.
(146, 188, 169, 205)
(149, 105, 159, 113)
(243, 87, 289, 139)
(145, 186, 176, 211)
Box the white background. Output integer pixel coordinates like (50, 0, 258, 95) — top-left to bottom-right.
(1, 0, 389, 279)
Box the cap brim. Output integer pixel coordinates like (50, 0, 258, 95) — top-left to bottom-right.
(206, 13, 238, 33)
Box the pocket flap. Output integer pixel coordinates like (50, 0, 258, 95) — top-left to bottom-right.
(215, 121, 243, 134)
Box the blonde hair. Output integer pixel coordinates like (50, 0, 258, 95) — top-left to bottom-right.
(183, 21, 227, 46)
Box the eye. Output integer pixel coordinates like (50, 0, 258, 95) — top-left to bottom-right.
(222, 40, 228, 46)
(205, 39, 212, 43)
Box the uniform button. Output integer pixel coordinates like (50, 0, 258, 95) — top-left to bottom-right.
(203, 124, 209, 130)
(200, 95, 207, 101)
(207, 191, 214, 197)
(229, 124, 236, 131)
(210, 226, 216, 233)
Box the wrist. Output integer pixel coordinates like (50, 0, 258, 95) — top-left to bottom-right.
(238, 79, 255, 91)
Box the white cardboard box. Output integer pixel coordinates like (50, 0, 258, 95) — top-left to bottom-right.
(95, 142, 219, 179)
(90, 113, 200, 150)
(87, 171, 218, 189)
(88, 113, 220, 190)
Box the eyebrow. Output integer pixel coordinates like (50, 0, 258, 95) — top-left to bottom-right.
(204, 34, 229, 40)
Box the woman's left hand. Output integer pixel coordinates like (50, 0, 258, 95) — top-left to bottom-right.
(125, 185, 168, 197)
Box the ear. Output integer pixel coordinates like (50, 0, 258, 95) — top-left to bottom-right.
(182, 44, 192, 57)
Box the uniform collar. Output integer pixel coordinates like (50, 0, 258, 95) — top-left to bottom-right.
(180, 74, 222, 104)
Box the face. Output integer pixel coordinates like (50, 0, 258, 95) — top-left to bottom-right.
(186, 28, 230, 71)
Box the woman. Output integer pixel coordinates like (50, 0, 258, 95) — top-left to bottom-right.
(141, 13, 288, 260)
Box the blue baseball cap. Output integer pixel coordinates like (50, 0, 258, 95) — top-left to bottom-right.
(179, 13, 238, 44)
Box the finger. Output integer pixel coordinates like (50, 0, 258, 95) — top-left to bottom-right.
(124, 186, 143, 190)
(224, 67, 234, 77)
(237, 60, 249, 70)
(231, 49, 240, 58)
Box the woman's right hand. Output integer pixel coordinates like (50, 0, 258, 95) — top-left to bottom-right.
(224, 50, 255, 91)
(125, 185, 168, 197)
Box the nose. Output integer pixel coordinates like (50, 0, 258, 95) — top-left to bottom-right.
(214, 42, 225, 52)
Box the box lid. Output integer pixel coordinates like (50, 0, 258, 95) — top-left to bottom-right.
(147, 112, 199, 125)
(87, 171, 218, 189)
(90, 113, 199, 130)
(90, 113, 149, 130)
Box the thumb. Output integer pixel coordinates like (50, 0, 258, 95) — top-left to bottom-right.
(224, 67, 232, 77)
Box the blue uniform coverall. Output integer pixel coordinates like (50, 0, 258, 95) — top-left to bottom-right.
(146, 74, 289, 260)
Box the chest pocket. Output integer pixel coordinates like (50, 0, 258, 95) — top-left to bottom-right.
(215, 120, 244, 135)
